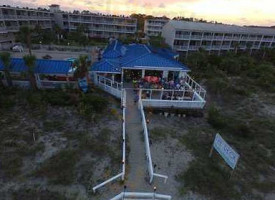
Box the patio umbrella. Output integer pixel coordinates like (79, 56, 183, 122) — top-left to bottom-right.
(151, 76, 159, 83)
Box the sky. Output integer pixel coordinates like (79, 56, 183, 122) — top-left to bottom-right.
(2, 0, 275, 26)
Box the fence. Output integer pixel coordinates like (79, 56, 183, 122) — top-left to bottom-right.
(95, 75, 122, 99)
(140, 88, 206, 109)
(31, 44, 96, 52)
(110, 192, 172, 200)
(139, 100, 168, 183)
(185, 74, 206, 100)
(92, 89, 126, 193)
(39, 80, 77, 89)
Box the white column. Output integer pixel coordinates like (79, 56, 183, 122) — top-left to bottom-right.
(112, 74, 115, 82)
(179, 71, 186, 78)
(162, 71, 168, 79)
(142, 69, 145, 78)
(121, 69, 124, 84)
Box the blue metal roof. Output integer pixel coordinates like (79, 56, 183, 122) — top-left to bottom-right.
(92, 59, 121, 73)
(148, 46, 179, 59)
(123, 53, 188, 70)
(35, 59, 72, 74)
(91, 40, 190, 73)
(102, 40, 126, 59)
(0, 58, 73, 74)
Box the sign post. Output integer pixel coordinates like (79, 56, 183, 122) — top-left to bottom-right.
(210, 133, 240, 173)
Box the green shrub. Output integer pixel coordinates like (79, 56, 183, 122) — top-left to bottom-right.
(207, 105, 226, 129)
(149, 127, 169, 141)
(207, 77, 229, 94)
(43, 120, 64, 132)
(1, 154, 23, 177)
(43, 90, 73, 106)
(98, 128, 111, 143)
(12, 189, 67, 200)
(26, 92, 45, 107)
(178, 159, 240, 199)
(35, 149, 79, 185)
(81, 94, 108, 112)
(79, 94, 108, 118)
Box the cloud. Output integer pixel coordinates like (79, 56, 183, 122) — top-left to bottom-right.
(158, 3, 165, 8)
(1, 0, 275, 26)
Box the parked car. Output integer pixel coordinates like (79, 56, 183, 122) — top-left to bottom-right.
(12, 44, 24, 52)
(43, 54, 52, 59)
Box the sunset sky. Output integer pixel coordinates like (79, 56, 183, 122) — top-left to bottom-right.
(2, 0, 275, 26)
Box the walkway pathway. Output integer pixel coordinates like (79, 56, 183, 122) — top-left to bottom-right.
(125, 89, 151, 191)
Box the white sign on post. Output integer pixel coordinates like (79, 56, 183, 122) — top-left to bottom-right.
(211, 133, 240, 169)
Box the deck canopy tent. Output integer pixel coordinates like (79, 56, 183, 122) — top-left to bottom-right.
(0, 58, 76, 88)
(90, 40, 190, 86)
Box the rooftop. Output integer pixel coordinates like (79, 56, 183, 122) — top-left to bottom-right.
(0, 58, 73, 74)
(91, 40, 189, 73)
(168, 20, 275, 35)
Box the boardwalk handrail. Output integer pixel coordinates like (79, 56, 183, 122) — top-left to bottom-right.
(92, 89, 127, 193)
(185, 74, 206, 100)
(110, 192, 172, 200)
(139, 100, 168, 183)
(95, 75, 122, 99)
(92, 172, 123, 193)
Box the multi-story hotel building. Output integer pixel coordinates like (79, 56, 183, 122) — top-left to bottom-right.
(162, 20, 275, 57)
(52, 5, 137, 39)
(0, 4, 137, 50)
(0, 5, 54, 49)
(144, 18, 169, 36)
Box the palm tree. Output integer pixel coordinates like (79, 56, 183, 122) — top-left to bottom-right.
(73, 55, 90, 79)
(19, 26, 33, 55)
(0, 52, 13, 87)
(54, 24, 63, 44)
(260, 46, 268, 59)
(23, 55, 37, 89)
(233, 42, 239, 55)
(73, 55, 91, 90)
(246, 42, 253, 56)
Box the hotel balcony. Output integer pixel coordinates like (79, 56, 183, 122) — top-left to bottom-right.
(189, 46, 199, 50)
(6, 26, 19, 31)
(224, 36, 233, 40)
(239, 45, 246, 49)
(200, 45, 211, 50)
(175, 34, 190, 39)
(221, 45, 231, 49)
(190, 35, 202, 40)
(16, 15, 29, 19)
(202, 35, 213, 40)
(2, 15, 17, 19)
(262, 38, 273, 42)
(252, 45, 260, 49)
(212, 45, 221, 50)
(174, 45, 189, 50)
(231, 36, 241, 40)
(213, 36, 223, 40)
(0, 26, 7, 32)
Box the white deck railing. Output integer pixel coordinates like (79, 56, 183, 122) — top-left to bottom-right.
(140, 88, 206, 109)
(110, 192, 172, 200)
(185, 74, 206, 100)
(139, 100, 168, 183)
(11, 80, 30, 88)
(93, 89, 126, 193)
(39, 80, 77, 89)
(95, 75, 122, 99)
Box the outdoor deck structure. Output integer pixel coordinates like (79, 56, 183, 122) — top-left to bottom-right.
(90, 40, 206, 109)
(0, 58, 77, 89)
